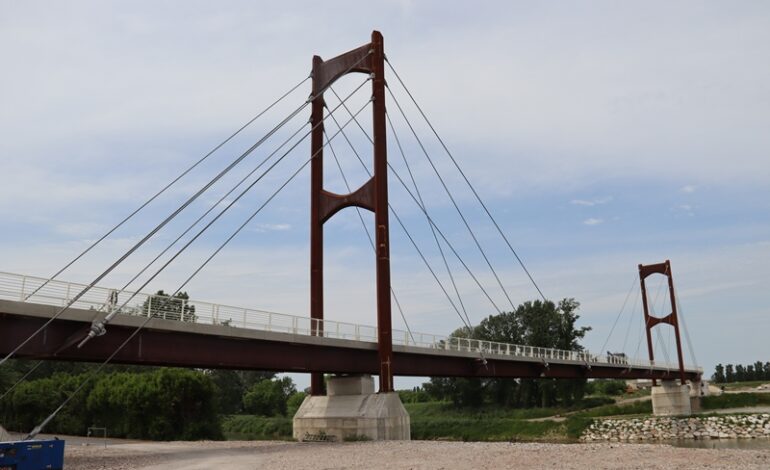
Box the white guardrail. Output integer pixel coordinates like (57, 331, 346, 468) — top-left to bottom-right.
(0, 271, 699, 372)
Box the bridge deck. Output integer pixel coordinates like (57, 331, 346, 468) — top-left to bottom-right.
(0, 297, 701, 381)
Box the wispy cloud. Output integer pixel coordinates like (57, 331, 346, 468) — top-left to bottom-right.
(672, 204, 695, 216)
(680, 185, 697, 194)
(253, 223, 291, 233)
(570, 196, 613, 207)
(583, 218, 604, 226)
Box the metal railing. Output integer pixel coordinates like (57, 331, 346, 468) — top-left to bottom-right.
(0, 271, 700, 372)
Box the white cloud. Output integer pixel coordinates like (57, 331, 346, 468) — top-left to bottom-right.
(680, 185, 697, 193)
(583, 218, 604, 226)
(570, 196, 613, 207)
(253, 223, 292, 233)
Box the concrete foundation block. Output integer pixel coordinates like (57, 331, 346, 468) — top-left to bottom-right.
(651, 380, 692, 416)
(293, 375, 410, 442)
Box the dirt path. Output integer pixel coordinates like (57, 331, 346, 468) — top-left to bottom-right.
(64, 440, 770, 470)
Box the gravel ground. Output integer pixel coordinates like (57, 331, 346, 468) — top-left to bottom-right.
(64, 440, 770, 470)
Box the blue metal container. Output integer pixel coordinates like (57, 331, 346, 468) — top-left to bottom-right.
(0, 439, 65, 470)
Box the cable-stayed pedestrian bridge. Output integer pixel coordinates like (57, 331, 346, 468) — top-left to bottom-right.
(0, 271, 701, 381)
(1, 31, 704, 441)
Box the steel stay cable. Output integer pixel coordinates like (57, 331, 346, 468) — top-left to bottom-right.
(325, 90, 504, 317)
(675, 296, 698, 367)
(98, 119, 312, 316)
(25, 97, 372, 441)
(2, 53, 375, 368)
(621, 287, 641, 353)
(0, 92, 310, 367)
(24, 75, 310, 302)
(598, 274, 638, 356)
(385, 58, 548, 302)
(329, 87, 472, 328)
(323, 130, 416, 344)
(0, 360, 42, 402)
(386, 111, 473, 330)
(323, 105, 478, 331)
(323, 108, 488, 363)
(78, 80, 372, 347)
(384, 84, 517, 312)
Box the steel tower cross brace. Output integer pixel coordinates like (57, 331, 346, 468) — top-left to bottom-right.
(638, 259, 687, 386)
(309, 31, 394, 394)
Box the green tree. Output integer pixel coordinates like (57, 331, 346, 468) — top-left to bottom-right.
(243, 377, 296, 416)
(736, 364, 746, 382)
(425, 298, 590, 408)
(725, 364, 735, 383)
(712, 364, 726, 383)
(754, 361, 765, 381)
(286, 391, 307, 416)
(142, 290, 196, 322)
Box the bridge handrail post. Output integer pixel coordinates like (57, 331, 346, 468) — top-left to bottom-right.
(355, 324, 360, 341)
(20, 275, 27, 301)
(242, 308, 247, 328)
(147, 296, 152, 318)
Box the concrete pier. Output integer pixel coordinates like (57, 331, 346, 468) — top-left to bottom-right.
(651, 380, 692, 416)
(293, 375, 410, 441)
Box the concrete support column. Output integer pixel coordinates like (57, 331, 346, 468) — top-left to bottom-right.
(293, 375, 410, 442)
(651, 379, 692, 416)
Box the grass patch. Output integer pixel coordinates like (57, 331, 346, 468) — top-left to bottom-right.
(564, 416, 594, 439)
(701, 392, 770, 410)
(718, 381, 770, 391)
(221, 415, 292, 440)
(571, 400, 652, 418)
(410, 417, 564, 442)
(404, 401, 562, 420)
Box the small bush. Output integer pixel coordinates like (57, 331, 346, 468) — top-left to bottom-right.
(221, 415, 292, 440)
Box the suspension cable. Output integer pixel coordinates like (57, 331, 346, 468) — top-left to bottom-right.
(325, 90, 504, 317)
(621, 287, 641, 353)
(323, 130, 416, 344)
(24, 75, 310, 301)
(24, 97, 371, 440)
(78, 80, 372, 347)
(386, 111, 473, 330)
(385, 58, 547, 302)
(323, 103, 483, 330)
(676, 296, 698, 367)
(598, 273, 638, 355)
(0, 94, 309, 367)
(3, 53, 376, 368)
(385, 85, 518, 312)
(0, 360, 42, 402)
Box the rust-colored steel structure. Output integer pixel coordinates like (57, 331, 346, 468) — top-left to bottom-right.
(0, 302, 702, 382)
(638, 259, 687, 386)
(309, 31, 394, 394)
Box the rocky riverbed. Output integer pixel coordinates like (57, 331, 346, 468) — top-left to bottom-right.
(63, 440, 770, 469)
(582, 414, 770, 442)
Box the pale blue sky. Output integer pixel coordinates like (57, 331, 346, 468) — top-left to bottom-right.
(1, 1, 769, 389)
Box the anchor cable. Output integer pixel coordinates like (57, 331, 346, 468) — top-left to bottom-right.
(385, 58, 547, 302)
(25, 96, 372, 441)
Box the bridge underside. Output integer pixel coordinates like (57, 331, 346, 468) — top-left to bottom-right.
(0, 301, 700, 382)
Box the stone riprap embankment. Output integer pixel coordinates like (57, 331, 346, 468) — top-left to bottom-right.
(582, 414, 770, 442)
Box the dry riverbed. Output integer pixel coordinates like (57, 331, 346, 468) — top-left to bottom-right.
(65, 440, 770, 469)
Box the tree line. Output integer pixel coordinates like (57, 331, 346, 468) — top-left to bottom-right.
(0, 361, 306, 440)
(424, 299, 592, 408)
(712, 362, 770, 383)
